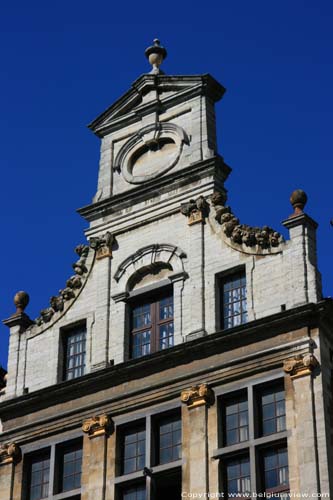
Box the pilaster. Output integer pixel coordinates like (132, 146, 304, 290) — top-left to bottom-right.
(283, 354, 320, 495)
(0, 443, 22, 500)
(81, 414, 113, 499)
(181, 384, 215, 495)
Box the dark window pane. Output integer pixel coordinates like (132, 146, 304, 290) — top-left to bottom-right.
(122, 426, 146, 474)
(64, 326, 86, 381)
(225, 456, 251, 497)
(224, 394, 249, 446)
(262, 446, 289, 492)
(59, 441, 82, 493)
(123, 484, 146, 500)
(28, 453, 50, 500)
(260, 385, 286, 436)
(130, 292, 174, 359)
(222, 272, 247, 329)
(158, 414, 182, 465)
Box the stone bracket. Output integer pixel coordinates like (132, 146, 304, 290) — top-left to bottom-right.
(180, 196, 209, 226)
(181, 383, 215, 409)
(283, 353, 319, 379)
(82, 414, 113, 439)
(0, 443, 22, 466)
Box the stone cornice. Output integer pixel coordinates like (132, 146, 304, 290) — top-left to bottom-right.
(82, 414, 113, 438)
(0, 300, 330, 424)
(78, 156, 230, 223)
(0, 443, 21, 466)
(181, 384, 215, 408)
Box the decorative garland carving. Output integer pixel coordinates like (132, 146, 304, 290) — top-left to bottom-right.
(181, 383, 215, 409)
(180, 196, 209, 225)
(33, 233, 115, 328)
(283, 354, 318, 378)
(211, 192, 283, 250)
(82, 414, 113, 438)
(0, 443, 22, 466)
(35, 244, 90, 326)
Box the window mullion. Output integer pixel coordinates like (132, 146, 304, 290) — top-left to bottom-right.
(152, 301, 157, 353)
(49, 444, 56, 498)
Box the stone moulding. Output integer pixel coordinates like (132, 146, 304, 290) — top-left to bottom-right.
(181, 383, 215, 409)
(210, 192, 284, 255)
(0, 443, 22, 466)
(283, 353, 319, 378)
(82, 414, 113, 438)
(114, 122, 189, 184)
(114, 243, 187, 283)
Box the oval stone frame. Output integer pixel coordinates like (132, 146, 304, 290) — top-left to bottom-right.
(114, 122, 189, 184)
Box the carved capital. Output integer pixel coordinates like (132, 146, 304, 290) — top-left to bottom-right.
(283, 354, 319, 379)
(180, 196, 209, 226)
(0, 443, 22, 466)
(90, 232, 115, 260)
(181, 383, 215, 409)
(82, 414, 113, 438)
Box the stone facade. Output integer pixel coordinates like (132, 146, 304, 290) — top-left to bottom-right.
(0, 42, 332, 500)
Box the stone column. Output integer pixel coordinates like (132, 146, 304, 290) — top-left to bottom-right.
(81, 414, 113, 500)
(181, 384, 215, 496)
(283, 354, 320, 496)
(0, 443, 22, 500)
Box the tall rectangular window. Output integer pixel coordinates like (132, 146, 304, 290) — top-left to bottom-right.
(224, 456, 251, 498)
(58, 441, 82, 492)
(27, 452, 50, 500)
(221, 272, 247, 329)
(121, 424, 146, 474)
(130, 290, 174, 359)
(64, 325, 86, 380)
(259, 385, 286, 436)
(157, 413, 182, 465)
(222, 393, 249, 446)
(261, 446, 289, 495)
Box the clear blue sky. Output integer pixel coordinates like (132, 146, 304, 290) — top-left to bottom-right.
(1, 0, 332, 369)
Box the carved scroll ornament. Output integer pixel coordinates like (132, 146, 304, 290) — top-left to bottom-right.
(181, 383, 215, 409)
(0, 443, 22, 466)
(283, 354, 318, 379)
(82, 414, 113, 438)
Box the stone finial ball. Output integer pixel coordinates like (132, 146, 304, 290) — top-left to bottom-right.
(14, 291, 30, 312)
(290, 189, 308, 212)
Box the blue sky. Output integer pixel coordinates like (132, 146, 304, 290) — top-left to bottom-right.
(1, 0, 332, 369)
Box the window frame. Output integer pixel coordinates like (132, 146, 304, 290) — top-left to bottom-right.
(216, 267, 248, 331)
(61, 322, 87, 381)
(214, 378, 288, 498)
(115, 408, 182, 499)
(221, 390, 249, 447)
(23, 437, 83, 500)
(128, 286, 174, 360)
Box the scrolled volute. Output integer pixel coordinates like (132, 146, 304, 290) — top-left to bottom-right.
(181, 383, 215, 409)
(0, 443, 22, 466)
(82, 414, 113, 438)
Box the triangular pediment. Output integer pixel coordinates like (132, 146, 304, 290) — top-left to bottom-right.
(88, 73, 225, 137)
